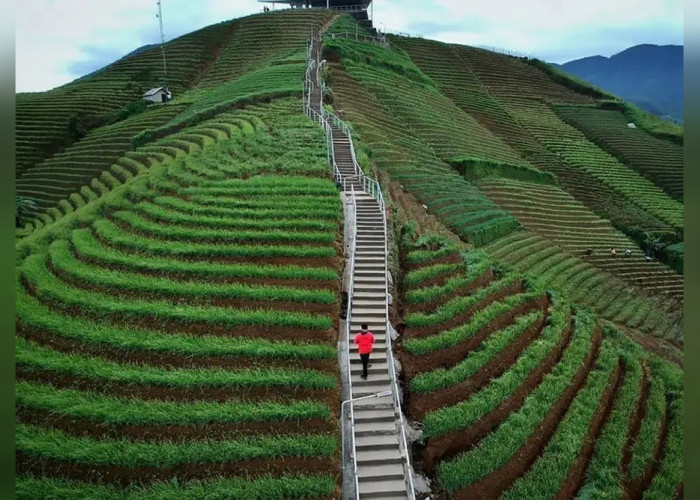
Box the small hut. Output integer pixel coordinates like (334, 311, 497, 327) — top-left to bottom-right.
(143, 87, 172, 104)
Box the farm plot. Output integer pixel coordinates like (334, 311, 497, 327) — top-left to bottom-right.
(15, 98, 343, 498)
(16, 103, 187, 217)
(478, 178, 684, 304)
(196, 9, 335, 89)
(555, 104, 684, 200)
(397, 234, 684, 498)
(482, 229, 682, 340)
(326, 52, 519, 246)
(498, 97, 683, 230)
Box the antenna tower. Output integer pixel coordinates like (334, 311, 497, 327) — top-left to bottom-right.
(156, 0, 167, 82)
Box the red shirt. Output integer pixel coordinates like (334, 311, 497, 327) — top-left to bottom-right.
(354, 331, 375, 354)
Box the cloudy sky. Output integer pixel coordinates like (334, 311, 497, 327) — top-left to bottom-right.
(16, 0, 683, 92)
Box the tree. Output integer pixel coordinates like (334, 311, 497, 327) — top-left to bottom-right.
(642, 231, 663, 257)
(15, 195, 37, 228)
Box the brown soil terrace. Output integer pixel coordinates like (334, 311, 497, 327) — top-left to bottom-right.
(453, 326, 603, 499)
(17, 322, 338, 373)
(556, 360, 624, 499)
(404, 268, 494, 315)
(420, 314, 575, 472)
(401, 294, 549, 379)
(16, 368, 341, 409)
(408, 312, 548, 419)
(16, 451, 339, 488)
(402, 279, 525, 339)
(16, 407, 337, 443)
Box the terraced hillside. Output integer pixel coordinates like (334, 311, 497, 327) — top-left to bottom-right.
(15, 98, 344, 498)
(397, 234, 683, 499)
(15, 7, 684, 499)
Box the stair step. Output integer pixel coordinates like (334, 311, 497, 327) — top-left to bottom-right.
(356, 447, 403, 465)
(355, 433, 400, 450)
(353, 407, 396, 422)
(354, 419, 396, 434)
(358, 462, 406, 481)
(353, 383, 392, 398)
(358, 480, 409, 499)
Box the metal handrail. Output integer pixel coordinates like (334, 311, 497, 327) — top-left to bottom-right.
(303, 32, 414, 500)
(326, 31, 391, 48)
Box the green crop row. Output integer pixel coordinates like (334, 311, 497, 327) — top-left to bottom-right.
(411, 311, 543, 393)
(405, 246, 459, 265)
(16, 287, 336, 360)
(111, 210, 336, 244)
(404, 292, 538, 355)
(93, 218, 336, 259)
(501, 342, 619, 499)
(71, 229, 338, 281)
(187, 193, 340, 211)
(150, 195, 340, 220)
(404, 262, 462, 288)
(16, 474, 336, 500)
(17, 422, 337, 467)
(22, 255, 333, 331)
(405, 274, 520, 328)
(436, 315, 607, 492)
(628, 369, 666, 480)
(406, 259, 491, 305)
(643, 395, 683, 499)
(576, 353, 643, 499)
(17, 381, 331, 425)
(17, 337, 336, 390)
(50, 240, 336, 304)
(421, 300, 571, 438)
(132, 201, 338, 231)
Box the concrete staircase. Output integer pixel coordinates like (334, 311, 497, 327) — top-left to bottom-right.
(347, 193, 410, 499)
(332, 125, 363, 192)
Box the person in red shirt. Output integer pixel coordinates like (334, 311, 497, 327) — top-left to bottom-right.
(354, 323, 375, 380)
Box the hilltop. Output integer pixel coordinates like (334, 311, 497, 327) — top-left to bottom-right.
(557, 44, 683, 122)
(15, 8, 683, 499)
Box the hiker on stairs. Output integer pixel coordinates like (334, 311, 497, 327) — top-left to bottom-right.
(354, 323, 375, 380)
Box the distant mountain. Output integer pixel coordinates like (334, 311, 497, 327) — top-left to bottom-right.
(555, 44, 683, 122)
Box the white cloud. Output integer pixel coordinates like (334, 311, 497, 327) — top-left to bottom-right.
(16, 0, 683, 92)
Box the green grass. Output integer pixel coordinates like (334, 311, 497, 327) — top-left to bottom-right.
(22, 254, 333, 331)
(643, 395, 683, 499)
(421, 300, 571, 438)
(410, 311, 543, 393)
(16, 474, 337, 499)
(16, 286, 335, 360)
(50, 240, 337, 304)
(404, 262, 462, 288)
(111, 210, 336, 244)
(17, 423, 337, 467)
(71, 228, 338, 281)
(405, 275, 520, 328)
(437, 326, 612, 492)
(628, 369, 666, 480)
(92, 218, 336, 259)
(405, 259, 491, 305)
(16, 337, 336, 390)
(576, 354, 643, 499)
(17, 381, 331, 424)
(404, 292, 538, 355)
(501, 342, 619, 499)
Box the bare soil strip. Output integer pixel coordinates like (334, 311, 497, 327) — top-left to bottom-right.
(408, 314, 547, 419)
(452, 327, 603, 498)
(16, 451, 338, 488)
(420, 315, 575, 472)
(556, 360, 624, 499)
